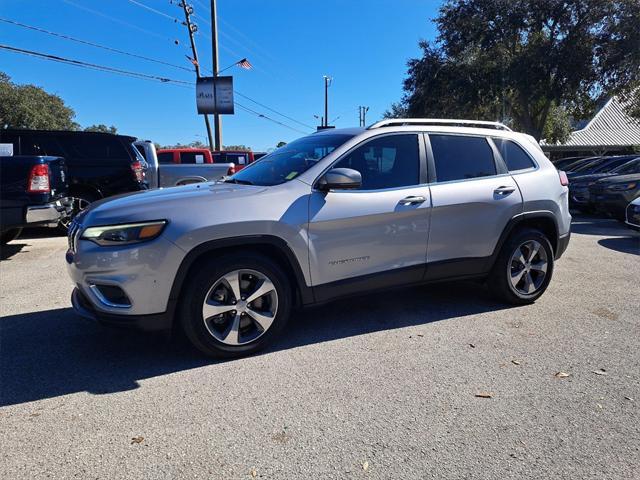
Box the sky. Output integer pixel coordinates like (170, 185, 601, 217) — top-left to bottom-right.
(1, 0, 440, 151)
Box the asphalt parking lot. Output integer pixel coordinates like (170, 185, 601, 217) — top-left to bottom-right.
(1, 215, 638, 479)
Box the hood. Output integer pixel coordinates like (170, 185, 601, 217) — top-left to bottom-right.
(82, 182, 267, 226)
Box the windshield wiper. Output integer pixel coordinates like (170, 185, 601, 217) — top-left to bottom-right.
(224, 178, 253, 185)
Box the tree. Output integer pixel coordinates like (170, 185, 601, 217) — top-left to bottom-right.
(84, 124, 117, 134)
(390, 0, 640, 141)
(223, 144, 251, 151)
(0, 72, 79, 130)
(276, 141, 287, 148)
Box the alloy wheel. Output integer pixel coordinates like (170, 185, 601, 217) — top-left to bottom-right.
(508, 240, 548, 295)
(59, 197, 91, 230)
(202, 269, 278, 346)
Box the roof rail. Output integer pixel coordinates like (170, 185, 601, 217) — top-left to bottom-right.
(368, 118, 512, 131)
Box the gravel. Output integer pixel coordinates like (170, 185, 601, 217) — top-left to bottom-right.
(1, 217, 639, 479)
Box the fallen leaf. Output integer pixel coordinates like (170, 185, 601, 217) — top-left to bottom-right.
(511, 360, 521, 365)
(469, 343, 476, 348)
(131, 436, 144, 445)
(475, 392, 493, 398)
(592, 369, 607, 376)
(417, 334, 424, 337)
(250, 468, 257, 478)
(362, 461, 369, 471)
(554, 372, 570, 378)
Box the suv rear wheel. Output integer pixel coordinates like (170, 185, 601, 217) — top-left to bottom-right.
(180, 253, 292, 358)
(488, 228, 554, 304)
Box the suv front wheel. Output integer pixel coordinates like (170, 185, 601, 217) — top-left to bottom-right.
(488, 228, 554, 305)
(180, 253, 292, 358)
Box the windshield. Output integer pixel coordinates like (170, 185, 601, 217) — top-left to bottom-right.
(227, 134, 355, 186)
(611, 158, 640, 175)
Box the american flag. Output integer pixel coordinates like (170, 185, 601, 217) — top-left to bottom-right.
(238, 58, 253, 70)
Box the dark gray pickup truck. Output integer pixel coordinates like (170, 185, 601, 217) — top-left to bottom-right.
(0, 155, 70, 244)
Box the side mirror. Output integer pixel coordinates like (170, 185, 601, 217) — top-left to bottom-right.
(316, 168, 362, 191)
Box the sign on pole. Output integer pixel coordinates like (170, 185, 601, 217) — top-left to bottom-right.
(196, 76, 234, 114)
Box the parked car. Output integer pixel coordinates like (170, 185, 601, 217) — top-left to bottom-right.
(552, 156, 589, 171)
(66, 119, 571, 358)
(567, 155, 637, 179)
(589, 173, 640, 220)
(569, 157, 640, 211)
(625, 197, 640, 231)
(0, 129, 147, 229)
(0, 155, 70, 244)
(562, 156, 602, 173)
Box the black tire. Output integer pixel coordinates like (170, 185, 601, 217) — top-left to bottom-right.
(179, 252, 293, 358)
(1, 228, 23, 245)
(58, 192, 96, 232)
(488, 228, 554, 305)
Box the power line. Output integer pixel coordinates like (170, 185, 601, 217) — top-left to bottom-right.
(0, 17, 194, 73)
(234, 91, 315, 129)
(126, 0, 181, 22)
(62, 0, 177, 43)
(0, 44, 193, 87)
(235, 103, 309, 135)
(0, 43, 310, 135)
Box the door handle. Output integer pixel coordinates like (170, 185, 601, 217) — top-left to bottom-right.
(494, 186, 516, 195)
(399, 195, 426, 205)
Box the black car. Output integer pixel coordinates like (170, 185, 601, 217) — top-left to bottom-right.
(589, 173, 640, 220)
(0, 155, 70, 244)
(569, 157, 640, 211)
(567, 155, 638, 179)
(0, 129, 146, 228)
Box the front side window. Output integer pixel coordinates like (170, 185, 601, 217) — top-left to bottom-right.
(430, 134, 497, 182)
(332, 134, 420, 190)
(230, 133, 355, 186)
(493, 138, 535, 171)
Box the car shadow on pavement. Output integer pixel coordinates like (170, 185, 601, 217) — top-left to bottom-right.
(0, 282, 510, 407)
(598, 236, 639, 255)
(570, 214, 629, 236)
(0, 242, 28, 261)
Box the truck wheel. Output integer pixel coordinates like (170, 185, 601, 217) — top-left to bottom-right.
(488, 228, 554, 305)
(58, 193, 95, 232)
(1, 228, 23, 245)
(180, 253, 293, 358)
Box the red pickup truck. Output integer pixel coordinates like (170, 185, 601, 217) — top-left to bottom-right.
(157, 148, 255, 172)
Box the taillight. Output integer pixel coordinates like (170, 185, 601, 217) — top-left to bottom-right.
(558, 170, 569, 186)
(227, 164, 236, 176)
(131, 161, 145, 182)
(27, 164, 50, 193)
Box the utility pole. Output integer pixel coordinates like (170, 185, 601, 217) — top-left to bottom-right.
(358, 106, 369, 127)
(180, 1, 214, 150)
(323, 76, 332, 127)
(210, 0, 222, 150)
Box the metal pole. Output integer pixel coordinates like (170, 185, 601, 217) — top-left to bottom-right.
(324, 76, 329, 127)
(181, 1, 214, 150)
(210, 0, 222, 150)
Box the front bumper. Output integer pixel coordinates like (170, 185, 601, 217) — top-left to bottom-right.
(71, 287, 173, 331)
(25, 197, 71, 224)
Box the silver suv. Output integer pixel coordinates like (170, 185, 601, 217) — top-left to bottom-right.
(66, 119, 571, 357)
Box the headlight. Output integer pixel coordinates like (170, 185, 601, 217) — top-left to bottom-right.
(81, 220, 167, 246)
(607, 182, 637, 191)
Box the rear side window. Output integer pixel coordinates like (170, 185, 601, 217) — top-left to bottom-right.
(57, 135, 128, 160)
(180, 152, 206, 164)
(226, 153, 248, 165)
(157, 152, 174, 164)
(430, 135, 496, 182)
(17, 135, 65, 157)
(493, 138, 535, 171)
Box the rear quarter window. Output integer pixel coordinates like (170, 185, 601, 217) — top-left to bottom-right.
(180, 152, 206, 164)
(492, 138, 535, 171)
(430, 134, 497, 182)
(157, 152, 174, 164)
